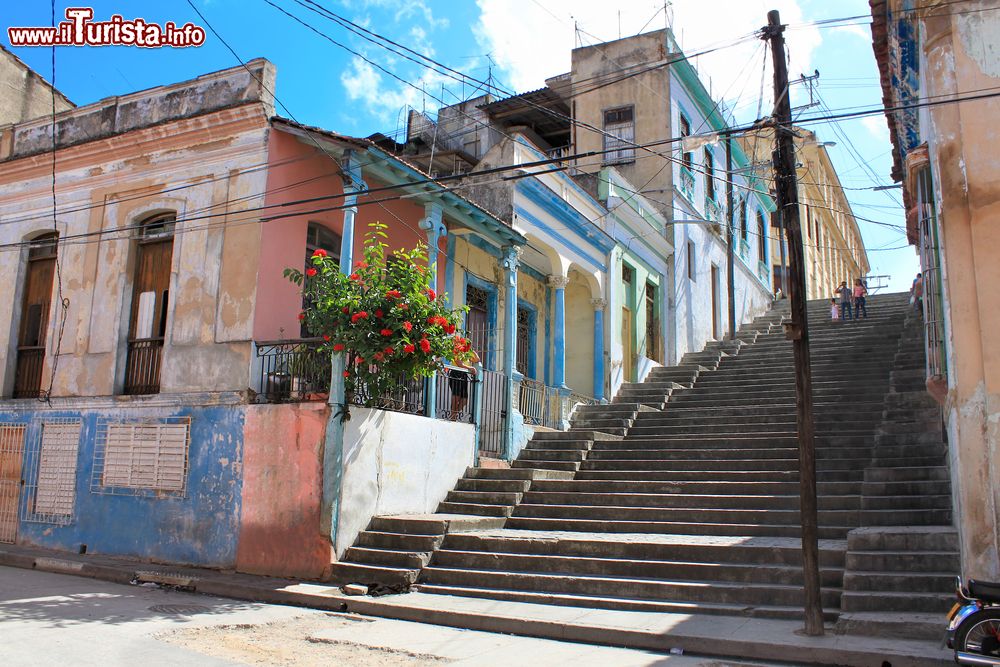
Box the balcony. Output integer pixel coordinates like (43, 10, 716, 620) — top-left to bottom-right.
(704, 197, 725, 235)
(123, 338, 164, 395)
(678, 166, 696, 202)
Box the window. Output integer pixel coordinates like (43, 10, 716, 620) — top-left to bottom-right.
(96, 418, 191, 494)
(124, 213, 175, 395)
(687, 240, 696, 281)
(645, 282, 660, 363)
(738, 198, 748, 243)
(32, 420, 81, 519)
(603, 106, 635, 164)
(704, 149, 716, 201)
(303, 222, 341, 337)
(679, 114, 693, 169)
(515, 305, 535, 378)
(13, 232, 58, 398)
(756, 211, 767, 262)
(465, 283, 496, 370)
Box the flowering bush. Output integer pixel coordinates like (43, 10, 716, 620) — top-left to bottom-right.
(284, 222, 474, 406)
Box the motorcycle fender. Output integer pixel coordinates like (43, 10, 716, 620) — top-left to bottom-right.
(949, 604, 982, 633)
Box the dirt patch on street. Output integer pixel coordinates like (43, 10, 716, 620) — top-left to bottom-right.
(157, 613, 450, 666)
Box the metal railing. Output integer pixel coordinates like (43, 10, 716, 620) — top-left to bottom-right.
(254, 339, 330, 403)
(123, 339, 164, 395)
(12, 348, 44, 398)
(679, 166, 696, 201)
(478, 369, 507, 457)
(349, 373, 425, 415)
(434, 368, 476, 423)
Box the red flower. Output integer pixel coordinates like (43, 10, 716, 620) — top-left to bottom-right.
(297, 312, 306, 321)
(343, 370, 350, 377)
(386, 290, 402, 299)
(333, 343, 345, 351)
(312, 249, 328, 258)
(383, 346, 394, 355)
(374, 309, 383, 318)
(399, 303, 408, 311)
(445, 323, 456, 334)
(402, 321, 413, 332)
(419, 338, 431, 353)
(351, 311, 369, 323)
(355, 355, 364, 364)
(349, 273, 360, 281)
(427, 288, 436, 300)
(354, 261, 368, 269)
(380, 328, 393, 337)
(403, 344, 415, 354)
(322, 334, 330, 341)
(342, 306, 349, 314)
(374, 352, 384, 361)
(305, 267, 317, 277)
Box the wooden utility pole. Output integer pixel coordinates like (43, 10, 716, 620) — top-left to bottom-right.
(764, 9, 824, 636)
(725, 137, 736, 340)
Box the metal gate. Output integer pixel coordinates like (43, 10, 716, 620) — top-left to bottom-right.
(478, 369, 506, 457)
(0, 424, 26, 543)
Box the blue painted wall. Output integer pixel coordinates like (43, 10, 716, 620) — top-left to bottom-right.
(2, 404, 244, 568)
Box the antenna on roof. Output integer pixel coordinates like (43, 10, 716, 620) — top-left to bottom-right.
(486, 53, 496, 97)
(665, 1, 673, 30)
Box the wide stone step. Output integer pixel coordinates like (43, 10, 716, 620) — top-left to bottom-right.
(511, 460, 580, 472)
(418, 566, 843, 608)
(343, 546, 430, 569)
(843, 570, 956, 593)
(327, 561, 417, 586)
(523, 439, 592, 451)
(531, 430, 623, 441)
(863, 466, 950, 483)
(860, 494, 952, 511)
(574, 468, 864, 482)
(846, 526, 960, 552)
(519, 491, 862, 511)
(439, 532, 847, 566)
(356, 530, 443, 551)
(839, 590, 953, 613)
(861, 479, 951, 496)
(411, 583, 839, 621)
(429, 549, 845, 587)
(845, 550, 960, 572)
(634, 414, 884, 427)
(505, 516, 852, 539)
(517, 449, 587, 462)
(369, 514, 507, 534)
(585, 447, 875, 461)
(436, 502, 513, 518)
(445, 490, 523, 505)
(465, 467, 575, 481)
(528, 478, 863, 496)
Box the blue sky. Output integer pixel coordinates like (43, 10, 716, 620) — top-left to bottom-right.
(3, 0, 916, 291)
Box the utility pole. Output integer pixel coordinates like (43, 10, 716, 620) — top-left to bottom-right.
(764, 9, 824, 636)
(725, 136, 736, 340)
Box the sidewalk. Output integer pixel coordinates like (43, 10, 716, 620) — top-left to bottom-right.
(0, 543, 952, 667)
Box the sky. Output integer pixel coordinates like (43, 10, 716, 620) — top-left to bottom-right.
(2, 0, 917, 291)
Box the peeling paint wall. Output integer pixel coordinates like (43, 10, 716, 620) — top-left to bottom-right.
(2, 401, 244, 567)
(237, 402, 329, 578)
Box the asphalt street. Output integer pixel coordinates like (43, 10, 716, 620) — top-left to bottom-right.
(0, 565, 781, 666)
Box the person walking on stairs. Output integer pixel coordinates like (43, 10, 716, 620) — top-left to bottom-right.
(830, 298, 840, 322)
(836, 281, 853, 320)
(853, 279, 869, 319)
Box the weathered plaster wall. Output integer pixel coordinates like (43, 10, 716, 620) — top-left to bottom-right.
(0, 103, 271, 397)
(0, 46, 73, 125)
(237, 402, 329, 579)
(917, 6, 1000, 579)
(2, 401, 243, 567)
(335, 407, 475, 556)
(565, 273, 596, 395)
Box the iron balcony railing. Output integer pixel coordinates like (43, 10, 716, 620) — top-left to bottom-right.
(123, 338, 164, 395)
(12, 347, 44, 399)
(678, 166, 696, 202)
(255, 338, 331, 403)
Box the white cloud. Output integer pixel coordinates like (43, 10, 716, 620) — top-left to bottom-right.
(830, 22, 871, 41)
(473, 0, 822, 124)
(861, 114, 890, 142)
(340, 53, 452, 125)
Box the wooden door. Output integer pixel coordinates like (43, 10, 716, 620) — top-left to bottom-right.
(124, 238, 173, 394)
(0, 426, 25, 543)
(14, 241, 56, 398)
(622, 307, 634, 383)
(711, 265, 720, 340)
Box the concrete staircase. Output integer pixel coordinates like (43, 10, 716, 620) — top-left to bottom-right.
(330, 293, 956, 628)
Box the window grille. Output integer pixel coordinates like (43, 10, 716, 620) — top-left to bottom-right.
(704, 149, 716, 201)
(92, 417, 191, 497)
(645, 283, 660, 363)
(21, 419, 81, 524)
(603, 106, 635, 164)
(679, 114, 693, 169)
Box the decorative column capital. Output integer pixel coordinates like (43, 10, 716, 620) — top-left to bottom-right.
(501, 245, 521, 272)
(547, 274, 570, 289)
(590, 298, 608, 310)
(418, 202, 446, 238)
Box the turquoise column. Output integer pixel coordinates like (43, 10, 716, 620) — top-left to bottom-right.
(591, 298, 607, 401)
(419, 203, 445, 419)
(548, 275, 569, 389)
(501, 245, 520, 461)
(322, 150, 365, 554)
